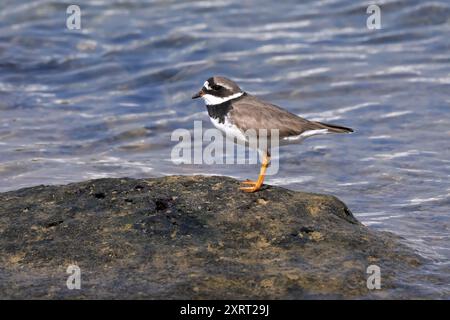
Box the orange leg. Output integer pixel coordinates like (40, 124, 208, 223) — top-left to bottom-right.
(240, 153, 270, 193)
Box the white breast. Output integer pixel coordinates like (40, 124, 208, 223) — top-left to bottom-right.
(209, 116, 248, 144)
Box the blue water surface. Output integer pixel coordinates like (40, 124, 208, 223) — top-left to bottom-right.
(0, 0, 449, 298)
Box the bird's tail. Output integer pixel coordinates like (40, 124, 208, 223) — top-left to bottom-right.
(312, 121, 354, 134)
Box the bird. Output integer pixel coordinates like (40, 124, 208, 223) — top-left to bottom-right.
(192, 76, 353, 193)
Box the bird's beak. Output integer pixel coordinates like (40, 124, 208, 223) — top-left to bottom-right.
(192, 89, 204, 99)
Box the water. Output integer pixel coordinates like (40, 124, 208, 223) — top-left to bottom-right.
(0, 0, 449, 298)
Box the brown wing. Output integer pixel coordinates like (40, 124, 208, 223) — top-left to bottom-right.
(229, 94, 321, 138)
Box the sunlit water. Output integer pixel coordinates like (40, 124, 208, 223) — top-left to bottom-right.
(0, 0, 449, 298)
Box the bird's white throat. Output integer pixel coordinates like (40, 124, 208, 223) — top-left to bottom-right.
(202, 92, 244, 106)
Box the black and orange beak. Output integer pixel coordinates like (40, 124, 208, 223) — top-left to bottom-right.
(192, 89, 204, 99)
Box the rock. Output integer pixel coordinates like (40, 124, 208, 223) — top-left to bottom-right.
(0, 175, 424, 299)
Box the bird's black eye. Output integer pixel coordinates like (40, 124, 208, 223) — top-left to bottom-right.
(211, 84, 222, 91)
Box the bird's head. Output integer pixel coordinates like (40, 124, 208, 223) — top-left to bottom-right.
(192, 76, 244, 105)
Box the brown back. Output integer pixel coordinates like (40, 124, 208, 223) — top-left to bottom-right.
(229, 94, 322, 138)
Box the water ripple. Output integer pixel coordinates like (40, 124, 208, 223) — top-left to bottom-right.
(0, 0, 449, 298)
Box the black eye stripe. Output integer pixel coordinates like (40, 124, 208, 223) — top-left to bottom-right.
(212, 84, 221, 90)
(204, 84, 223, 92)
(202, 81, 235, 97)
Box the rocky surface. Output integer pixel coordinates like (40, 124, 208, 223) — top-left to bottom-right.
(0, 175, 425, 299)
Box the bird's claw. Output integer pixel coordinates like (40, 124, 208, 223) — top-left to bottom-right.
(239, 180, 262, 193)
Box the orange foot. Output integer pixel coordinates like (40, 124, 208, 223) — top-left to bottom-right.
(239, 180, 263, 193)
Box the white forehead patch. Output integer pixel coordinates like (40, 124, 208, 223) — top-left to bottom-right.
(203, 81, 211, 90)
